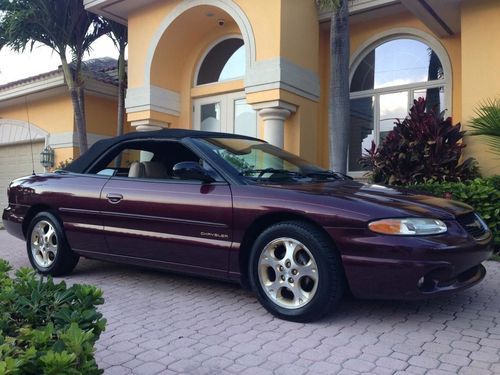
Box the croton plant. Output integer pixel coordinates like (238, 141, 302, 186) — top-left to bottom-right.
(360, 98, 479, 185)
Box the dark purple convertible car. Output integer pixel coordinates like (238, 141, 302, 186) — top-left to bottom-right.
(2, 129, 493, 321)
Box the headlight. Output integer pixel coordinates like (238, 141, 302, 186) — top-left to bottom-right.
(368, 218, 447, 235)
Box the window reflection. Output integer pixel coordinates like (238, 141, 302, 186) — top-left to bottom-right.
(234, 99, 257, 138)
(200, 103, 221, 132)
(197, 38, 245, 85)
(350, 39, 444, 92)
(414, 87, 445, 113)
(349, 37, 447, 173)
(220, 46, 245, 81)
(379, 91, 408, 141)
(349, 97, 374, 172)
(351, 50, 375, 92)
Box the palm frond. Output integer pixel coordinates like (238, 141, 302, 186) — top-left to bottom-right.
(469, 98, 500, 156)
(316, 0, 342, 11)
(0, 0, 106, 153)
(106, 20, 128, 50)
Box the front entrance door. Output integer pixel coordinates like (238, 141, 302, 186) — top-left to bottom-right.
(193, 92, 258, 138)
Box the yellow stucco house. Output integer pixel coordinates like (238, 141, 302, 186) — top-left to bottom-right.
(1, 0, 498, 207)
(85, 0, 498, 177)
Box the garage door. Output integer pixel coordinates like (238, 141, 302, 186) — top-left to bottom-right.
(0, 141, 45, 210)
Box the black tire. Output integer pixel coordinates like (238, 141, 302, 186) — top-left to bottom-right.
(249, 221, 344, 322)
(26, 211, 79, 276)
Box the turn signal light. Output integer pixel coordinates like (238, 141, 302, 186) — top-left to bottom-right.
(368, 218, 447, 236)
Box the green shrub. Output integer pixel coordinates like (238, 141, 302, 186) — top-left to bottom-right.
(469, 98, 500, 157)
(53, 158, 74, 172)
(0, 260, 106, 374)
(360, 98, 479, 185)
(488, 175, 500, 191)
(408, 177, 500, 251)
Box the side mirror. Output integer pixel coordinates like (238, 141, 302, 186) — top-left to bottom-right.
(172, 161, 215, 183)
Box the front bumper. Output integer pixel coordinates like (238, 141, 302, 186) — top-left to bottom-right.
(2, 205, 28, 241)
(327, 222, 493, 300)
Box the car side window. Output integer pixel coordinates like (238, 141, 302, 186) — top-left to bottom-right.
(87, 140, 224, 182)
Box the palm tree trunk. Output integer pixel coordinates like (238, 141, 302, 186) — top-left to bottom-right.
(60, 54, 88, 154)
(77, 86, 87, 136)
(328, 0, 350, 173)
(115, 43, 126, 168)
(71, 89, 88, 152)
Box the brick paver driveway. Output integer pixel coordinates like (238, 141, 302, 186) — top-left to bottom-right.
(1, 230, 499, 375)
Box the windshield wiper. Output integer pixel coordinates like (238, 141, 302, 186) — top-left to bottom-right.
(304, 171, 352, 180)
(240, 168, 304, 179)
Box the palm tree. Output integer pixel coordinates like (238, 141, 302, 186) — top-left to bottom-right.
(106, 21, 128, 139)
(469, 98, 500, 157)
(317, 0, 350, 173)
(106, 20, 128, 168)
(425, 49, 443, 112)
(0, 0, 108, 154)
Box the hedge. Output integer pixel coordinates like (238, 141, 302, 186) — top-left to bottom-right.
(0, 260, 106, 374)
(407, 177, 500, 251)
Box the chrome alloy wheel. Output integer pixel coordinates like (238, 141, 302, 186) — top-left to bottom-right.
(258, 237, 319, 309)
(30, 220, 58, 269)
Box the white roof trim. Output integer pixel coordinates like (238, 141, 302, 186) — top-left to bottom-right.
(0, 75, 65, 102)
(0, 72, 118, 102)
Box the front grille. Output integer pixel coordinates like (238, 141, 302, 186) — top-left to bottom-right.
(457, 212, 489, 239)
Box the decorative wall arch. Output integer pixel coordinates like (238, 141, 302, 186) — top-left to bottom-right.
(144, 0, 256, 87)
(0, 119, 48, 146)
(127, 0, 318, 133)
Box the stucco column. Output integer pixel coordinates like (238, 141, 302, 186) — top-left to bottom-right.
(253, 102, 296, 148)
(132, 119, 169, 132)
(257, 108, 291, 148)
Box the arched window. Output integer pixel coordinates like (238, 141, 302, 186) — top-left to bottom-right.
(196, 37, 245, 85)
(348, 37, 449, 173)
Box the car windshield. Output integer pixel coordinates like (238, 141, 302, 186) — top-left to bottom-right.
(195, 137, 347, 184)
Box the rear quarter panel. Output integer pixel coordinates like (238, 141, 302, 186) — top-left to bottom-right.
(5, 173, 109, 252)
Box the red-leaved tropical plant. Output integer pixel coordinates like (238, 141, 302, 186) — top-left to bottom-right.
(360, 98, 479, 185)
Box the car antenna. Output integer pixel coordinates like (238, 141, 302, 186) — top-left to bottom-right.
(25, 95, 36, 175)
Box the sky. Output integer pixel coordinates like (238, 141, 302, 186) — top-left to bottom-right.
(0, 35, 122, 85)
(374, 39, 430, 89)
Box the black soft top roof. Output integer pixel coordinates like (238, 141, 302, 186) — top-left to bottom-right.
(65, 128, 261, 173)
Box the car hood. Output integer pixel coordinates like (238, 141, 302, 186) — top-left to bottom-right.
(263, 180, 472, 220)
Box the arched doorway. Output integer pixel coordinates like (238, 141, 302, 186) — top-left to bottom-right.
(130, 1, 257, 133)
(129, 0, 313, 150)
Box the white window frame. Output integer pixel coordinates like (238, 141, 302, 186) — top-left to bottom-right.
(193, 91, 259, 137)
(348, 28, 453, 178)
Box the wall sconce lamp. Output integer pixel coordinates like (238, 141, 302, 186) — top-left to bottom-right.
(40, 145, 55, 169)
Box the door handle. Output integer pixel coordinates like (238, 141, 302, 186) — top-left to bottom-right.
(106, 193, 123, 204)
